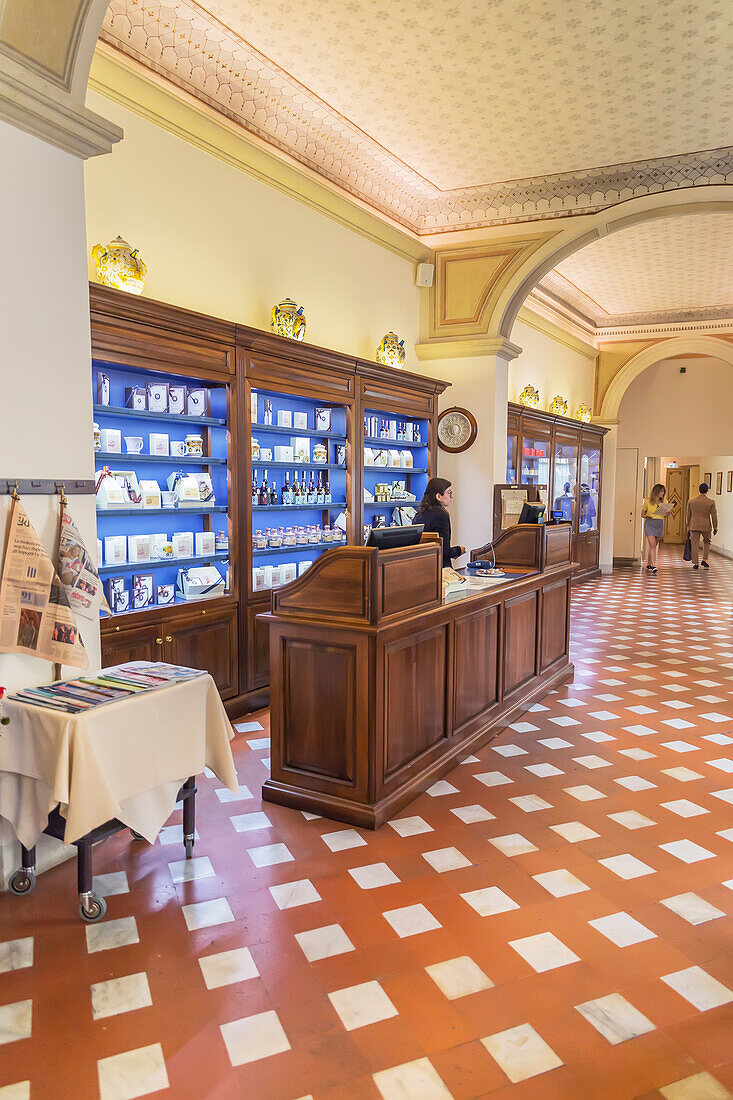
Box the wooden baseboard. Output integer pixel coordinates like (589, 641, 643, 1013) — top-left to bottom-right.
(225, 687, 269, 720)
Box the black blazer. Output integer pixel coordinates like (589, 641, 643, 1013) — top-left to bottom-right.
(416, 505, 461, 567)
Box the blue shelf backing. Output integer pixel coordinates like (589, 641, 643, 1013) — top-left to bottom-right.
(252, 422, 346, 442)
(364, 435, 425, 448)
(94, 404, 226, 427)
(252, 541, 342, 557)
(97, 451, 226, 466)
(97, 505, 227, 517)
(365, 467, 427, 474)
(251, 461, 345, 471)
(99, 552, 229, 576)
(252, 500, 346, 511)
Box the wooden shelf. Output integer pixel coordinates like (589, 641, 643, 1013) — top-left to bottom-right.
(365, 466, 427, 474)
(252, 541, 344, 557)
(252, 422, 347, 441)
(97, 451, 226, 465)
(252, 501, 347, 512)
(251, 461, 345, 471)
(99, 552, 229, 576)
(364, 436, 425, 447)
(97, 505, 228, 517)
(93, 404, 226, 427)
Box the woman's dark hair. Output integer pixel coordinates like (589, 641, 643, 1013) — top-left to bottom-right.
(417, 477, 452, 514)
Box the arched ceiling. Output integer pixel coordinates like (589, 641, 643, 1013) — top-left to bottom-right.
(100, 0, 733, 233)
(538, 212, 733, 327)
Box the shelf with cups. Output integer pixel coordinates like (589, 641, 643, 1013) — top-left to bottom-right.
(98, 552, 230, 576)
(97, 451, 227, 465)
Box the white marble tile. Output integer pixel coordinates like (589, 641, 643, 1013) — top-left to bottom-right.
(383, 903, 441, 938)
(426, 779, 459, 795)
(574, 755, 612, 770)
(661, 893, 725, 925)
(157, 825, 200, 847)
(583, 730, 616, 743)
(474, 771, 513, 788)
(619, 748, 655, 760)
(348, 863, 400, 889)
(659, 840, 715, 863)
(269, 878, 321, 910)
(625, 725, 657, 737)
(589, 911, 656, 947)
(321, 828, 367, 852)
(295, 923, 355, 961)
(373, 1057, 453, 1099)
(168, 855, 215, 883)
(664, 767, 704, 782)
(550, 821, 600, 843)
(509, 794, 553, 812)
(488, 833, 538, 856)
(709, 757, 733, 773)
(458, 754, 480, 764)
(425, 956, 493, 1000)
(261, 757, 271, 770)
(97, 1043, 168, 1100)
(660, 1071, 731, 1099)
(662, 741, 699, 754)
(614, 775, 657, 791)
(533, 869, 588, 897)
(422, 847, 472, 873)
(233, 720, 264, 732)
(231, 811, 272, 833)
(0, 1001, 32, 1046)
(538, 737, 573, 749)
(599, 854, 655, 879)
(0, 938, 33, 974)
(199, 946, 259, 990)
(493, 744, 528, 757)
(549, 715, 581, 726)
(247, 843, 293, 867)
(661, 799, 708, 818)
(214, 785, 253, 807)
(92, 871, 129, 896)
(564, 784, 606, 801)
(718, 827, 733, 843)
(220, 1009, 291, 1067)
(626, 705, 656, 715)
(509, 721, 539, 733)
(575, 993, 655, 1044)
(607, 810, 656, 829)
(301, 811, 321, 820)
(524, 763, 564, 778)
(91, 972, 152, 1021)
(587, 711, 619, 722)
(482, 1022, 563, 1083)
(388, 816, 433, 837)
(705, 733, 733, 745)
(182, 896, 235, 931)
(701, 712, 730, 723)
(86, 917, 139, 954)
(0, 1083, 30, 1099)
(663, 719, 696, 730)
(661, 966, 733, 1011)
(246, 736, 270, 750)
(328, 980, 398, 1031)
(450, 804, 495, 824)
(509, 932, 579, 972)
(461, 886, 519, 917)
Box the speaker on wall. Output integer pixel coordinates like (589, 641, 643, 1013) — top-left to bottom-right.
(415, 262, 434, 288)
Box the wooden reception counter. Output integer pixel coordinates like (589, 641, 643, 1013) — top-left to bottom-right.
(261, 529, 576, 827)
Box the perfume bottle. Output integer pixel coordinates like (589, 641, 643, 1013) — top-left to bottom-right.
(263, 398, 273, 425)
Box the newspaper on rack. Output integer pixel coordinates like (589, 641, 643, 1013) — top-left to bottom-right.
(58, 507, 110, 619)
(0, 499, 88, 669)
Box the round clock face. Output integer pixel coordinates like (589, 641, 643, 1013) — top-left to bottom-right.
(438, 408, 477, 452)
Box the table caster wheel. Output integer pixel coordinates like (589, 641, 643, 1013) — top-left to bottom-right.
(130, 830, 145, 841)
(184, 837, 194, 859)
(79, 895, 107, 922)
(9, 869, 36, 895)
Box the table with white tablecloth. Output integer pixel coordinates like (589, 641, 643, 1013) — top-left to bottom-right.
(0, 672, 239, 849)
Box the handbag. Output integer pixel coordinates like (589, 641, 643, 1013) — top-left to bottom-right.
(683, 534, 692, 562)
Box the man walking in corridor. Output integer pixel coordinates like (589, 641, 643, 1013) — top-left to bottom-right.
(686, 482, 718, 569)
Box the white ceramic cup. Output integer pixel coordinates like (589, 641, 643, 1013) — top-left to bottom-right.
(170, 440, 186, 457)
(124, 436, 143, 454)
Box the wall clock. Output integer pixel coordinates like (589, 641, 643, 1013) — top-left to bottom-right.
(437, 407, 478, 453)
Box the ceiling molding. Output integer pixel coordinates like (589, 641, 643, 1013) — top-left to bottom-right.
(414, 336, 522, 363)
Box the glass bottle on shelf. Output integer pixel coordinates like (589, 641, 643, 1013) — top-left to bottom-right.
(324, 474, 332, 504)
(413, 423, 421, 443)
(263, 399, 273, 425)
(252, 471, 258, 507)
(316, 471, 324, 504)
(281, 472, 291, 505)
(296, 526, 307, 545)
(292, 471, 300, 503)
(258, 470, 269, 506)
(284, 526, 295, 546)
(307, 472, 316, 504)
(253, 529, 267, 550)
(269, 480, 278, 505)
(268, 527, 282, 548)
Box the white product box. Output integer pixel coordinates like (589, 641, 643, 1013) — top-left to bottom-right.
(194, 473, 215, 503)
(281, 562, 297, 584)
(149, 433, 169, 456)
(139, 480, 162, 509)
(195, 531, 216, 556)
(293, 410, 308, 430)
(297, 560, 312, 577)
(315, 407, 331, 431)
(262, 565, 273, 588)
(388, 449, 402, 467)
(274, 445, 294, 463)
(186, 388, 207, 416)
(167, 472, 200, 506)
(371, 449, 389, 467)
(146, 381, 169, 412)
(172, 531, 194, 559)
(277, 409, 292, 427)
(97, 538, 103, 566)
(271, 565, 282, 587)
(404, 422, 414, 441)
(290, 437, 311, 462)
(364, 448, 374, 466)
(99, 428, 122, 453)
(168, 385, 186, 414)
(104, 535, 127, 565)
(170, 440, 186, 457)
(128, 534, 151, 563)
(388, 420, 397, 440)
(96, 476, 126, 510)
(252, 566, 266, 592)
(260, 448, 273, 462)
(250, 390, 258, 423)
(150, 533, 168, 558)
(176, 566, 225, 600)
(399, 449, 413, 468)
(124, 386, 147, 411)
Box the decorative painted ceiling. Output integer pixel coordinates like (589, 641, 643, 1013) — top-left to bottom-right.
(101, 0, 733, 234)
(539, 212, 733, 327)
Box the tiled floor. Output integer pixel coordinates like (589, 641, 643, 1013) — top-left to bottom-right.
(1, 549, 733, 1098)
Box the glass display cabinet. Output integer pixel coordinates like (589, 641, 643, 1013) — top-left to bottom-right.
(362, 409, 429, 536)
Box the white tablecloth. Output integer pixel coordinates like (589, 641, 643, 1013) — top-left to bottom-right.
(0, 674, 238, 847)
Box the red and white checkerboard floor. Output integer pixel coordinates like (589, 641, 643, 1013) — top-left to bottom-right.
(2, 549, 732, 1099)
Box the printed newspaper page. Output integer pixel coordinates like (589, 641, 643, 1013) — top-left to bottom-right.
(0, 500, 88, 668)
(58, 508, 109, 619)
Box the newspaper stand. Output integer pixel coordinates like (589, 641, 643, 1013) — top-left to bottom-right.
(8, 778, 197, 922)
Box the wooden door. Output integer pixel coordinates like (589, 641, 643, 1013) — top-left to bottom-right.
(102, 623, 162, 667)
(664, 467, 688, 543)
(164, 607, 239, 699)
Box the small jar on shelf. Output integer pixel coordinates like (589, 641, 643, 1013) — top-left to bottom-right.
(253, 529, 267, 550)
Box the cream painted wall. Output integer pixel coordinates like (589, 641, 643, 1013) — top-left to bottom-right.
(84, 92, 421, 367)
(508, 318, 596, 414)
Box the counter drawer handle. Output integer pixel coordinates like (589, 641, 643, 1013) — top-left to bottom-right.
(155, 637, 163, 645)
(165, 635, 173, 642)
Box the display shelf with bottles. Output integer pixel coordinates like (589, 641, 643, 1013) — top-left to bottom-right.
(362, 410, 429, 533)
(93, 361, 232, 616)
(249, 388, 350, 595)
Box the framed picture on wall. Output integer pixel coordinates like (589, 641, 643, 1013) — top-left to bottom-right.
(704, 472, 712, 485)
(716, 472, 723, 494)
(728, 470, 732, 493)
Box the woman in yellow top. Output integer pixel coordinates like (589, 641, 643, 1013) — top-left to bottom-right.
(641, 483, 666, 575)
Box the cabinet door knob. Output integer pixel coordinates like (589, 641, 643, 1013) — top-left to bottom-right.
(165, 635, 173, 642)
(155, 637, 163, 645)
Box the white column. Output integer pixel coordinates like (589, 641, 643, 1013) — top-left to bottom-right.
(596, 418, 618, 573)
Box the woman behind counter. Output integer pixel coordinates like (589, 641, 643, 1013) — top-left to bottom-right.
(414, 477, 465, 568)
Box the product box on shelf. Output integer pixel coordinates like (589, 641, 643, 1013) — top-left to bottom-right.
(132, 573, 154, 609)
(172, 531, 194, 559)
(97, 538, 103, 566)
(124, 385, 147, 411)
(156, 583, 175, 606)
(150, 533, 169, 558)
(128, 534, 151, 563)
(104, 535, 126, 565)
(97, 373, 111, 406)
(140, 480, 162, 509)
(176, 566, 225, 600)
(186, 388, 207, 416)
(250, 390, 258, 423)
(167, 472, 200, 506)
(99, 428, 122, 453)
(149, 433, 169, 456)
(106, 576, 128, 612)
(274, 446, 294, 463)
(277, 410, 292, 428)
(168, 384, 186, 414)
(146, 381, 169, 412)
(291, 437, 311, 462)
(195, 531, 216, 557)
(315, 408, 331, 431)
(96, 474, 126, 510)
(293, 411, 308, 430)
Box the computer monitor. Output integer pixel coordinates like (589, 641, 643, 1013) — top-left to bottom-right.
(518, 502, 546, 525)
(366, 524, 424, 549)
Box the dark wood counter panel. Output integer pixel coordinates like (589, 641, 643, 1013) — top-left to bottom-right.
(261, 538, 576, 827)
